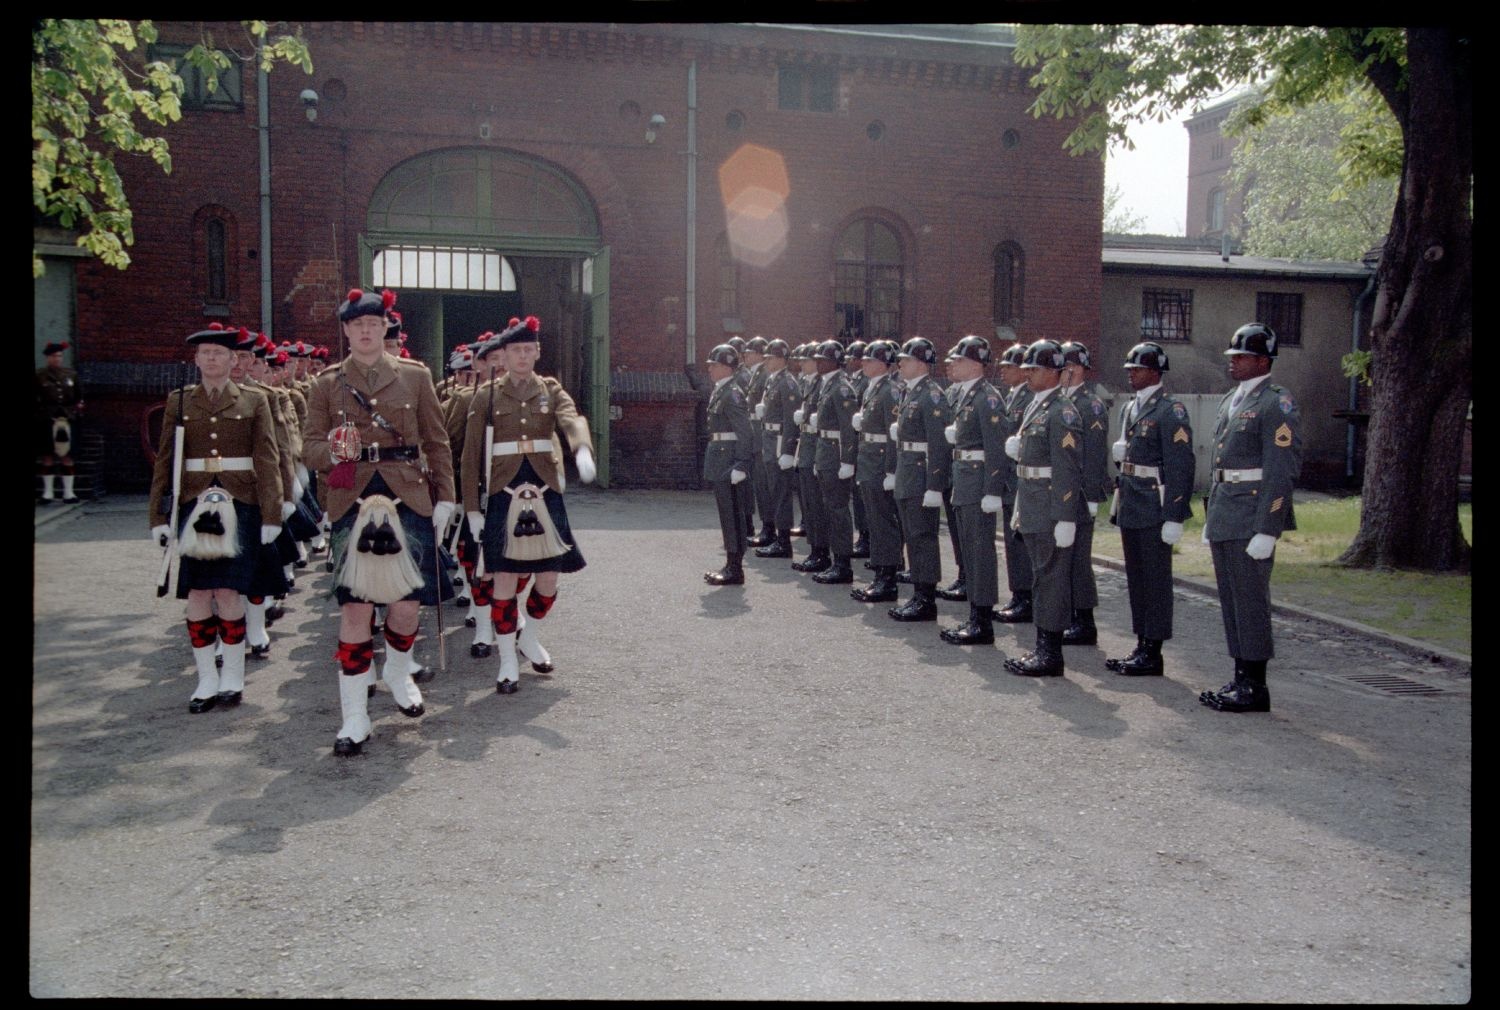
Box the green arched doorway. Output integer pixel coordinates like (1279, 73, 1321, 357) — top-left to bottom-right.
(361, 147, 612, 485)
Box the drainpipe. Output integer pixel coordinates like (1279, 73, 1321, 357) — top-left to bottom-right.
(1347, 268, 1377, 480)
(258, 51, 273, 337)
(685, 60, 698, 365)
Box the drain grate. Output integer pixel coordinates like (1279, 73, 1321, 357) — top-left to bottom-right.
(1341, 672, 1447, 697)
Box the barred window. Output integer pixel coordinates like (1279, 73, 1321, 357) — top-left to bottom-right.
(148, 44, 243, 111)
(372, 246, 516, 292)
(1141, 288, 1193, 342)
(1256, 292, 1303, 346)
(778, 66, 838, 112)
(833, 219, 903, 342)
(993, 242, 1024, 328)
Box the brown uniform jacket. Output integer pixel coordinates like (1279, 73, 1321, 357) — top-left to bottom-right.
(149, 382, 283, 528)
(461, 372, 593, 510)
(302, 352, 455, 522)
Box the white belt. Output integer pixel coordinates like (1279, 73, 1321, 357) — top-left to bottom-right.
(185, 456, 253, 473)
(817, 430, 842, 440)
(953, 449, 985, 462)
(800, 424, 817, 435)
(1214, 467, 1263, 483)
(899, 441, 928, 453)
(492, 439, 554, 456)
(1018, 465, 1053, 479)
(861, 433, 889, 443)
(710, 432, 738, 441)
(764, 422, 782, 432)
(1121, 462, 1161, 480)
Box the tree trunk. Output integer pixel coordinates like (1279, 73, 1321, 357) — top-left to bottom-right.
(1339, 27, 1471, 572)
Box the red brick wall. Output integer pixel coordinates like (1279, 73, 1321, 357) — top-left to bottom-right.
(86, 22, 1101, 488)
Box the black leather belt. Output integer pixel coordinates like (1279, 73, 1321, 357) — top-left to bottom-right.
(358, 444, 420, 462)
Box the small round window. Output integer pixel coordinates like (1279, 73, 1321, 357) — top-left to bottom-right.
(726, 110, 745, 131)
(1002, 129, 1020, 150)
(866, 121, 885, 142)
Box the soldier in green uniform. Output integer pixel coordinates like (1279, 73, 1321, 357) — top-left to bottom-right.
(938, 336, 1007, 645)
(1105, 341, 1195, 677)
(752, 339, 799, 560)
(849, 340, 903, 602)
(35, 342, 84, 504)
(1200, 323, 1302, 713)
(994, 343, 1035, 623)
(888, 337, 953, 622)
(742, 337, 773, 548)
(700, 343, 755, 585)
(808, 340, 861, 584)
(790, 344, 830, 572)
(935, 354, 969, 604)
(1003, 340, 1086, 676)
(843, 341, 871, 559)
(1058, 341, 1113, 646)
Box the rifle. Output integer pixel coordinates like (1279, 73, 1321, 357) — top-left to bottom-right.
(475, 376, 496, 581)
(157, 382, 187, 597)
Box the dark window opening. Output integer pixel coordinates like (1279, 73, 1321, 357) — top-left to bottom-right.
(1141, 288, 1193, 342)
(1256, 292, 1303, 346)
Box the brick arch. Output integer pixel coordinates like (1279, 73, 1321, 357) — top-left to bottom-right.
(826, 208, 916, 342)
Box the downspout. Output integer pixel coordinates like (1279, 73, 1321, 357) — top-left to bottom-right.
(258, 52, 273, 337)
(1347, 268, 1378, 480)
(686, 60, 698, 365)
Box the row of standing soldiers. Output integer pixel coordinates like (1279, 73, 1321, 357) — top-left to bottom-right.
(702, 324, 1301, 713)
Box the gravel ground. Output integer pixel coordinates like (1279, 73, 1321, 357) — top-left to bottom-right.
(31, 490, 1470, 1000)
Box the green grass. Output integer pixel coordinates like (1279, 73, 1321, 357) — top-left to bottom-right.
(1089, 496, 1472, 655)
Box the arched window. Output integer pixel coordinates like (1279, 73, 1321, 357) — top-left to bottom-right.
(993, 242, 1024, 328)
(206, 219, 227, 301)
(1208, 188, 1225, 232)
(833, 217, 903, 341)
(193, 205, 237, 311)
(717, 233, 741, 321)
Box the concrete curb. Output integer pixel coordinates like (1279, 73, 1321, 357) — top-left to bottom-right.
(33, 501, 85, 531)
(1089, 553, 1472, 670)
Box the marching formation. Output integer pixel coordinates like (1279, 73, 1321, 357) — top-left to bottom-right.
(148, 289, 596, 756)
(701, 324, 1302, 712)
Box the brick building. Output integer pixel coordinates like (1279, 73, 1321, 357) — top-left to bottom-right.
(1183, 94, 1246, 242)
(36, 22, 1103, 492)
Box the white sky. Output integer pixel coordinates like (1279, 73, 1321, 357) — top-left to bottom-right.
(1105, 113, 1189, 236)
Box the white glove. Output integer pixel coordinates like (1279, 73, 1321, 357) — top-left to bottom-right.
(467, 511, 485, 538)
(1246, 533, 1277, 560)
(921, 489, 943, 509)
(280, 500, 297, 521)
(1054, 521, 1076, 548)
(793, 408, 805, 425)
(838, 463, 854, 480)
(1112, 440, 1126, 463)
(754, 402, 766, 419)
(1005, 435, 1021, 461)
(809, 412, 819, 429)
(980, 495, 1003, 514)
(730, 468, 747, 485)
(1161, 521, 1183, 545)
(778, 454, 795, 470)
(882, 474, 895, 492)
(944, 424, 957, 445)
(261, 524, 282, 545)
(1202, 522, 1210, 544)
(151, 524, 171, 546)
(432, 500, 455, 532)
(575, 446, 597, 484)
(889, 422, 900, 441)
(1087, 501, 1099, 518)
(850, 412, 863, 432)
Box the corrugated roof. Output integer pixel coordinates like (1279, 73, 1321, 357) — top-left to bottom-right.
(1104, 247, 1373, 280)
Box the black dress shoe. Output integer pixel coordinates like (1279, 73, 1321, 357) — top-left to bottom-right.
(496, 679, 520, 695)
(453, 595, 471, 608)
(249, 642, 271, 659)
(464, 616, 477, 628)
(395, 701, 425, 718)
(850, 535, 870, 559)
(1104, 638, 1146, 672)
(62, 496, 81, 505)
(940, 607, 995, 645)
(471, 642, 493, 658)
(747, 526, 775, 548)
(188, 696, 218, 714)
(790, 550, 831, 573)
(411, 667, 435, 684)
(1005, 630, 1065, 676)
(993, 596, 1033, 623)
(367, 684, 377, 698)
(214, 654, 223, 668)
(215, 691, 243, 707)
(1061, 609, 1097, 645)
(896, 570, 912, 584)
(265, 605, 286, 623)
(1201, 680, 1270, 712)
(324, 560, 335, 573)
(529, 659, 555, 673)
(811, 560, 854, 584)
(333, 736, 364, 756)
(1109, 639, 1163, 676)
(851, 570, 899, 603)
(705, 559, 746, 585)
(935, 576, 968, 602)
(888, 588, 938, 622)
(754, 539, 792, 559)
(293, 558, 309, 570)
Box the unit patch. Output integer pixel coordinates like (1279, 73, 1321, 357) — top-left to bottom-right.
(1279, 394, 1295, 414)
(1172, 401, 1188, 421)
(1274, 422, 1293, 448)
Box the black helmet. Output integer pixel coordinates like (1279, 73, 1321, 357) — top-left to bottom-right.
(898, 337, 938, 364)
(727, 335, 747, 354)
(745, 336, 768, 354)
(812, 339, 845, 365)
(1225, 322, 1278, 359)
(999, 342, 1028, 367)
(845, 340, 868, 362)
(948, 335, 992, 364)
(1059, 341, 1092, 370)
(865, 339, 900, 365)
(1124, 341, 1170, 372)
(706, 343, 740, 368)
(765, 338, 790, 359)
(1021, 339, 1066, 370)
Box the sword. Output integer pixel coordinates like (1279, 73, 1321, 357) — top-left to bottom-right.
(157, 384, 187, 597)
(433, 523, 447, 674)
